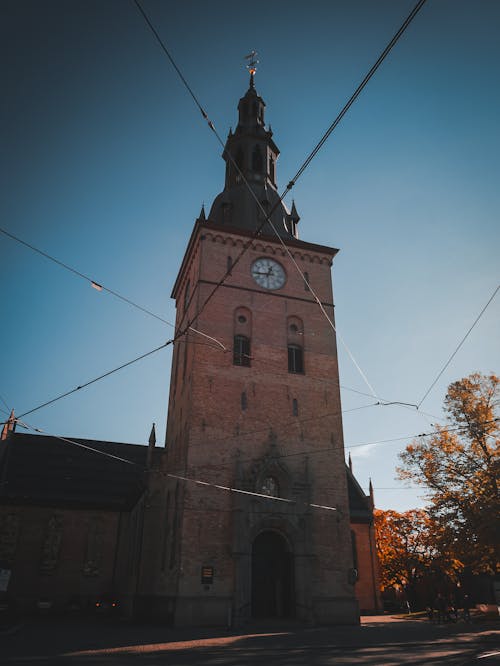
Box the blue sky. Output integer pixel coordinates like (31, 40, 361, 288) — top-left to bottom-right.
(1, 0, 498, 511)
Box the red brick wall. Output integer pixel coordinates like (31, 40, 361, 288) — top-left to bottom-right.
(351, 521, 382, 612)
(0, 505, 122, 612)
(162, 224, 359, 622)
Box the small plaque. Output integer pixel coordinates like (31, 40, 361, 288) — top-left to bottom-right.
(201, 566, 214, 585)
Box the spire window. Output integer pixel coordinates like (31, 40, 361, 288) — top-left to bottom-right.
(252, 145, 263, 172)
(269, 156, 275, 183)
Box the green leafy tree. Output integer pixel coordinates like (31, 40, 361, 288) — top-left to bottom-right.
(398, 373, 499, 574)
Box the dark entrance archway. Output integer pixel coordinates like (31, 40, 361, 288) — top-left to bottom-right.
(251, 530, 294, 618)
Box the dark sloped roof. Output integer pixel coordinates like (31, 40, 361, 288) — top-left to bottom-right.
(0, 433, 148, 511)
(346, 466, 373, 523)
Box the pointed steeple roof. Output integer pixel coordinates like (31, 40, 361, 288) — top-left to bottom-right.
(147, 422, 156, 469)
(148, 423, 156, 447)
(207, 73, 296, 239)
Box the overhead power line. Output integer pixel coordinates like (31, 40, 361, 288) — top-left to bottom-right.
(10, 417, 339, 512)
(165, 417, 499, 473)
(418, 284, 500, 408)
(5, 412, 497, 510)
(16, 339, 173, 421)
(166, 472, 337, 512)
(0, 226, 226, 351)
(132, 0, 429, 400)
(0, 393, 11, 413)
(282, 0, 428, 195)
(13, 417, 137, 466)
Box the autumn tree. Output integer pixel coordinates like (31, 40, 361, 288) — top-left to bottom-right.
(374, 508, 446, 607)
(398, 373, 499, 575)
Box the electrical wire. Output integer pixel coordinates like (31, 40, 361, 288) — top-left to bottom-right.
(417, 284, 500, 408)
(0, 392, 11, 412)
(2, 1, 431, 439)
(0, 226, 226, 351)
(8, 417, 340, 512)
(15, 339, 173, 421)
(5, 414, 496, 510)
(223, 0, 429, 397)
(165, 402, 380, 460)
(281, 0, 427, 195)
(13, 417, 138, 466)
(132, 0, 395, 400)
(167, 418, 499, 473)
(167, 0, 427, 351)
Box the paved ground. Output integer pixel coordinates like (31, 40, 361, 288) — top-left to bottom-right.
(1, 614, 499, 665)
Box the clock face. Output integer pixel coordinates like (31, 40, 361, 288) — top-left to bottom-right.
(251, 258, 286, 290)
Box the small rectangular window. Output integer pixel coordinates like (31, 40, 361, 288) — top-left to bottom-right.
(288, 345, 304, 374)
(234, 335, 251, 367)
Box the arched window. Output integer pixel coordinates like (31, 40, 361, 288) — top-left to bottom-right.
(227, 255, 233, 274)
(252, 145, 263, 172)
(241, 391, 247, 411)
(234, 335, 251, 367)
(292, 398, 299, 416)
(288, 344, 304, 374)
(303, 271, 310, 291)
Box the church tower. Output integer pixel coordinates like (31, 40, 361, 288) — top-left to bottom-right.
(159, 72, 359, 626)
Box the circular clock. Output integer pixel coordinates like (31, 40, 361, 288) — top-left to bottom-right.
(251, 257, 286, 290)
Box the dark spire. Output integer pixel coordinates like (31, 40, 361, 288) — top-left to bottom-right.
(368, 478, 375, 508)
(208, 73, 296, 239)
(348, 452, 353, 472)
(147, 422, 156, 469)
(290, 200, 300, 222)
(198, 204, 206, 222)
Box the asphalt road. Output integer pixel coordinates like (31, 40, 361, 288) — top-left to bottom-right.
(1, 615, 499, 665)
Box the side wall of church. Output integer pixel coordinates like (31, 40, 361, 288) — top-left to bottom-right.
(351, 521, 382, 612)
(0, 504, 124, 612)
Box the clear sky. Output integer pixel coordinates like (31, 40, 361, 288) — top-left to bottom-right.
(1, 0, 498, 511)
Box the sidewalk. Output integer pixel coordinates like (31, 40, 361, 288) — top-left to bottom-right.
(1, 614, 499, 665)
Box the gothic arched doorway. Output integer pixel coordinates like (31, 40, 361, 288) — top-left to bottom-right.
(251, 530, 294, 618)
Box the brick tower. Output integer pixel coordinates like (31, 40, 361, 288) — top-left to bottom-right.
(159, 72, 359, 626)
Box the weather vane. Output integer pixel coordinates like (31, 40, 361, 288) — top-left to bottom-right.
(244, 50, 259, 75)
